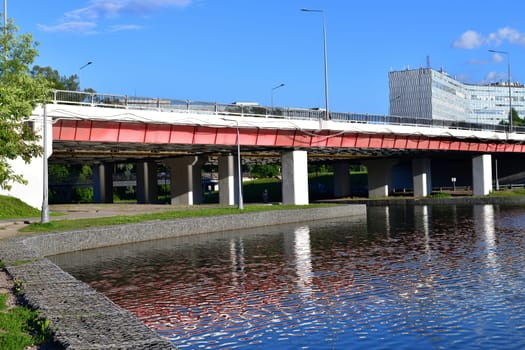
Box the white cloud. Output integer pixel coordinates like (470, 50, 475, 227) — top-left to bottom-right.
(496, 27, 525, 46)
(111, 24, 143, 32)
(66, 0, 192, 19)
(484, 71, 506, 83)
(37, 21, 97, 34)
(453, 30, 484, 49)
(466, 58, 488, 65)
(454, 27, 525, 50)
(40, 0, 191, 34)
(490, 53, 504, 63)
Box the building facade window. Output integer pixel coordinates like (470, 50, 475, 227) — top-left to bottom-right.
(389, 68, 524, 125)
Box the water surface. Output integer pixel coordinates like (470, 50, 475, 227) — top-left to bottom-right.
(50, 205, 525, 349)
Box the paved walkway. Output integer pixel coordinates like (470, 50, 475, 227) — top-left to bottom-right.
(0, 203, 193, 239)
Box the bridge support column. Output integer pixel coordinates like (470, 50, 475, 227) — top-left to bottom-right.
(472, 154, 492, 196)
(333, 161, 351, 198)
(219, 155, 236, 205)
(413, 158, 432, 197)
(136, 161, 158, 204)
(165, 156, 202, 205)
(93, 163, 114, 203)
(192, 157, 207, 205)
(365, 159, 395, 198)
(281, 150, 309, 205)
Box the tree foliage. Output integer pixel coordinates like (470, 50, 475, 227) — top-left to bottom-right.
(0, 19, 50, 190)
(500, 108, 525, 127)
(30, 65, 79, 91)
(511, 108, 525, 127)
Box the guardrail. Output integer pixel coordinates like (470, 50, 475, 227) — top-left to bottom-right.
(51, 90, 525, 134)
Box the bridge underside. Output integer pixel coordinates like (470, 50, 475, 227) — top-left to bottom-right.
(45, 119, 525, 205)
(51, 119, 524, 164)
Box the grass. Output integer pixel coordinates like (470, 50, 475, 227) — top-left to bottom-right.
(0, 196, 40, 220)
(0, 284, 50, 349)
(21, 204, 333, 234)
(489, 188, 525, 197)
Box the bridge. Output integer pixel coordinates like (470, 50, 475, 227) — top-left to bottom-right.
(5, 90, 525, 208)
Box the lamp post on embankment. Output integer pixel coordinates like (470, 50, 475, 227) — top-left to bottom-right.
(301, 8, 330, 121)
(221, 118, 244, 210)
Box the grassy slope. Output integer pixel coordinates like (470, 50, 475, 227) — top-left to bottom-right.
(21, 204, 332, 233)
(0, 196, 40, 220)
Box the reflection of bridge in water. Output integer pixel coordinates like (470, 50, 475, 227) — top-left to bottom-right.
(50, 204, 511, 349)
(6, 89, 525, 208)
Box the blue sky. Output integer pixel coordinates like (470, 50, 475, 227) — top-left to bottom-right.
(9, 0, 525, 115)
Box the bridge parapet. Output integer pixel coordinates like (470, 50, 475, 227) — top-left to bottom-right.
(51, 90, 525, 136)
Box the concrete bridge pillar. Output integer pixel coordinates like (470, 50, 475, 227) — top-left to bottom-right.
(281, 150, 309, 205)
(472, 154, 492, 196)
(365, 159, 396, 198)
(93, 163, 114, 203)
(218, 155, 236, 205)
(192, 157, 207, 205)
(413, 158, 432, 197)
(333, 161, 351, 198)
(136, 161, 158, 204)
(165, 156, 203, 205)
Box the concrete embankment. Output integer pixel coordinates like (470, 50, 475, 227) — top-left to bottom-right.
(0, 205, 366, 349)
(323, 195, 525, 206)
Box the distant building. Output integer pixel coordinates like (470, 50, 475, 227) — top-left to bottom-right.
(389, 67, 525, 125)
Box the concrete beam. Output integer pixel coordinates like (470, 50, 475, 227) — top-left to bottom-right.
(472, 154, 492, 196)
(218, 155, 236, 205)
(93, 163, 114, 203)
(413, 158, 432, 197)
(136, 161, 158, 204)
(281, 150, 309, 205)
(333, 161, 351, 198)
(165, 156, 199, 205)
(192, 157, 207, 205)
(365, 159, 396, 198)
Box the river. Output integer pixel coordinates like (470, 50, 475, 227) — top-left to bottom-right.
(50, 204, 525, 349)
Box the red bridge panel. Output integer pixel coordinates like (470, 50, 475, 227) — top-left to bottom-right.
(144, 124, 172, 143)
(52, 120, 523, 154)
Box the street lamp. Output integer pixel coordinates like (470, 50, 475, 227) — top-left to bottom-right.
(79, 61, 93, 70)
(221, 118, 244, 210)
(271, 83, 285, 115)
(41, 104, 49, 223)
(301, 8, 329, 121)
(489, 49, 512, 132)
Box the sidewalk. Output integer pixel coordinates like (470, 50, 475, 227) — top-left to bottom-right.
(0, 203, 187, 239)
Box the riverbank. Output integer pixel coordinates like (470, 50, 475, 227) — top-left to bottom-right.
(0, 204, 366, 349)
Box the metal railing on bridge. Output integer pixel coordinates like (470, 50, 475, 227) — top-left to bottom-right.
(51, 90, 525, 134)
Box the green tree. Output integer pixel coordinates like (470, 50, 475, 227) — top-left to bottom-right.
(30, 65, 79, 91)
(249, 164, 280, 178)
(0, 19, 50, 190)
(511, 108, 525, 126)
(500, 108, 525, 127)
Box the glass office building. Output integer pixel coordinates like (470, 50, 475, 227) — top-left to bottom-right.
(389, 68, 525, 125)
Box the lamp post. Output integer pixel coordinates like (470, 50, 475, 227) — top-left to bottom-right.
(41, 104, 49, 223)
(489, 49, 512, 132)
(271, 83, 285, 115)
(301, 8, 329, 121)
(221, 118, 244, 210)
(235, 125, 244, 210)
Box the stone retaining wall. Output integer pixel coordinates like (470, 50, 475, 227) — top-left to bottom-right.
(0, 205, 366, 349)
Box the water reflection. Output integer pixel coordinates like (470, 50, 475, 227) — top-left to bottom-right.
(293, 226, 312, 298)
(50, 205, 525, 350)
